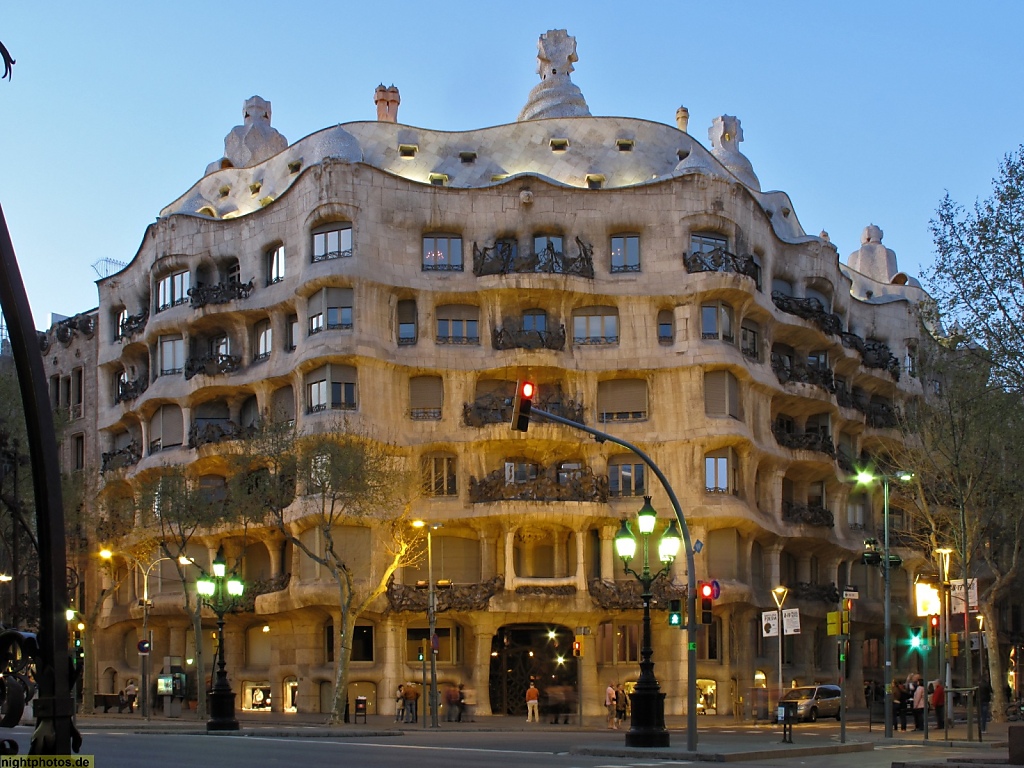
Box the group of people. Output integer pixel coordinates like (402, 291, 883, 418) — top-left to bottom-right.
(886, 675, 992, 732)
(394, 683, 420, 723)
(395, 682, 476, 723)
(117, 680, 138, 714)
(604, 682, 628, 729)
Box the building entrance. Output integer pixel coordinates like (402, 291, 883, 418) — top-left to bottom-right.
(489, 623, 577, 716)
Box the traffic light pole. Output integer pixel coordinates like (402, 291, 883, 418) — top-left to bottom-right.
(528, 407, 699, 751)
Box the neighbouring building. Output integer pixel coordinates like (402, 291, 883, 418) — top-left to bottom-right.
(54, 29, 946, 718)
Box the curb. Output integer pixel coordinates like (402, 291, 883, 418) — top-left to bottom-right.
(572, 741, 875, 763)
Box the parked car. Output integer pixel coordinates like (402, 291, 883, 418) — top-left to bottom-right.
(779, 684, 842, 722)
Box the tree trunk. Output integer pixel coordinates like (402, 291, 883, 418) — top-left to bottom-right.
(329, 610, 356, 724)
(981, 597, 1005, 720)
(190, 597, 207, 719)
(80, 629, 97, 713)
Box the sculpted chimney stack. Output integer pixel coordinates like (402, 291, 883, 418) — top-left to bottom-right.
(374, 84, 401, 122)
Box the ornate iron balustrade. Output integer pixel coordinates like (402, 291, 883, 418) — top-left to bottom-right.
(588, 577, 686, 611)
(782, 501, 835, 527)
(684, 247, 761, 283)
(312, 246, 353, 262)
(463, 385, 583, 427)
(100, 441, 141, 473)
(836, 449, 856, 473)
(841, 333, 901, 381)
(118, 310, 148, 340)
(771, 291, 843, 336)
(472, 237, 594, 277)
(188, 279, 254, 309)
(184, 353, 242, 380)
(772, 425, 836, 457)
(791, 582, 841, 603)
(237, 573, 291, 612)
(386, 574, 504, 613)
(867, 401, 898, 429)
(410, 407, 442, 421)
(115, 378, 147, 404)
(188, 419, 248, 448)
(492, 323, 566, 351)
(469, 463, 608, 503)
(54, 313, 95, 345)
(770, 354, 835, 392)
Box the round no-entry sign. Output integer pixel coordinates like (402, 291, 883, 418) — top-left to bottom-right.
(137, 640, 151, 655)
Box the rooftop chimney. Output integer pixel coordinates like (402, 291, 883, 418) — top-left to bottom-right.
(676, 106, 689, 133)
(374, 84, 401, 123)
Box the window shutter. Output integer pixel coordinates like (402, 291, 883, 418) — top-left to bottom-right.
(332, 364, 357, 385)
(438, 304, 478, 321)
(148, 412, 162, 446)
(727, 371, 741, 419)
(598, 379, 647, 413)
(410, 376, 444, 409)
(272, 386, 295, 421)
(326, 287, 352, 306)
(574, 304, 617, 317)
(704, 371, 727, 415)
(305, 365, 328, 386)
(397, 300, 417, 324)
(161, 404, 184, 447)
(307, 289, 324, 312)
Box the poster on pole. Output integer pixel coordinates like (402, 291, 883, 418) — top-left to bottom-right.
(950, 578, 978, 614)
(782, 608, 801, 635)
(762, 610, 779, 637)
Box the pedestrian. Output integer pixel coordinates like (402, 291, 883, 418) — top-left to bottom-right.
(395, 684, 405, 723)
(462, 686, 477, 722)
(404, 683, 420, 723)
(125, 680, 138, 714)
(931, 680, 945, 729)
(562, 686, 575, 724)
(526, 682, 540, 722)
(898, 681, 911, 731)
(548, 685, 565, 724)
(912, 679, 925, 730)
(892, 681, 907, 731)
(606, 682, 617, 729)
(445, 684, 459, 722)
(457, 684, 466, 722)
(615, 684, 627, 726)
(864, 680, 873, 708)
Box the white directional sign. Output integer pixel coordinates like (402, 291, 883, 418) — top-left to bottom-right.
(762, 610, 779, 637)
(783, 608, 801, 635)
(950, 579, 978, 614)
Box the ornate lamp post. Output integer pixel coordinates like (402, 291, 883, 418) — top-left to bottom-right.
(614, 496, 682, 748)
(196, 546, 243, 732)
(412, 520, 442, 728)
(771, 585, 788, 704)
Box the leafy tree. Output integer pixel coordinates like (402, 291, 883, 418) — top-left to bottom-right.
(228, 418, 420, 723)
(929, 145, 1024, 391)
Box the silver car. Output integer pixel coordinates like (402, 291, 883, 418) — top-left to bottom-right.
(780, 684, 843, 722)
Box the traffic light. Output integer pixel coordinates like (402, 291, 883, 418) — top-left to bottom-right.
(950, 632, 960, 657)
(668, 599, 682, 627)
(510, 380, 535, 432)
(572, 637, 582, 657)
(929, 615, 939, 645)
(909, 628, 923, 650)
(700, 582, 714, 624)
(417, 641, 425, 662)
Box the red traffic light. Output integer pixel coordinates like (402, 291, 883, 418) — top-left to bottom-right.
(930, 615, 939, 628)
(521, 381, 535, 398)
(700, 582, 714, 599)
(510, 379, 535, 432)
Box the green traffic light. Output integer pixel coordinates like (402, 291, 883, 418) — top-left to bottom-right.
(909, 631, 922, 649)
(669, 613, 682, 626)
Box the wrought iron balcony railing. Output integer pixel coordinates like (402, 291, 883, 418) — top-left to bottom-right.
(684, 247, 761, 284)
(188, 279, 254, 309)
(469, 463, 608, 503)
(772, 425, 836, 457)
(117, 310, 148, 340)
(771, 291, 843, 336)
(782, 501, 835, 528)
(100, 441, 141, 473)
(472, 237, 595, 278)
(188, 418, 250, 449)
(115, 378, 147, 404)
(492, 324, 566, 351)
(463, 387, 583, 427)
(770, 354, 835, 392)
(790, 582, 841, 603)
(184, 353, 242, 380)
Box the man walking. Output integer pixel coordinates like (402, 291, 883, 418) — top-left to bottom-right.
(526, 682, 540, 722)
(606, 682, 618, 729)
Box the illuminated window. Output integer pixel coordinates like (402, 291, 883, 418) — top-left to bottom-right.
(610, 235, 640, 273)
(422, 235, 463, 271)
(608, 458, 645, 497)
(422, 455, 457, 496)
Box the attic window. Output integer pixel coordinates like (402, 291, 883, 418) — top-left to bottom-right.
(491, 174, 510, 182)
(288, 160, 303, 174)
(676, 149, 690, 161)
(198, 206, 218, 218)
(459, 151, 477, 164)
(399, 144, 418, 159)
(549, 138, 569, 153)
(781, 207, 792, 218)
(616, 139, 635, 152)
(586, 174, 605, 190)
(249, 182, 262, 196)
(429, 173, 449, 187)
(259, 196, 275, 207)
(218, 186, 231, 198)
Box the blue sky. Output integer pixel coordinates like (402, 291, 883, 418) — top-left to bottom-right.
(2, 1, 1023, 327)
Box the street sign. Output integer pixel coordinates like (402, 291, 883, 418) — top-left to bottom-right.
(137, 640, 151, 656)
(782, 608, 801, 635)
(843, 586, 859, 600)
(711, 579, 721, 600)
(762, 610, 779, 637)
(950, 579, 979, 614)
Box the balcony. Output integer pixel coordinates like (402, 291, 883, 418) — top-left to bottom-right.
(183, 353, 242, 381)
(472, 238, 595, 278)
(117, 310, 148, 341)
(782, 501, 835, 528)
(772, 425, 836, 457)
(115, 378, 147, 404)
(684, 247, 761, 284)
(463, 386, 584, 427)
(771, 291, 843, 336)
(469, 463, 608, 503)
(588, 577, 685, 611)
(492, 324, 566, 351)
(770, 354, 835, 392)
(790, 582, 841, 603)
(188, 418, 248, 449)
(386, 574, 504, 613)
(100, 441, 141, 473)
(841, 333, 901, 380)
(188, 279, 254, 309)
(236, 573, 291, 612)
(866, 401, 898, 429)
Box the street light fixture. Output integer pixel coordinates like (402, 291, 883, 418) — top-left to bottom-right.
(856, 468, 913, 740)
(412, 520, 442, 728)
(771, 585, 788, 705)
(935, 546, 953, 738)
(196, 546, 244, 732)
(614, 496, 682, 748)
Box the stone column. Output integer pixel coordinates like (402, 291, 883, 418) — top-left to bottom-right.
(574, 530, 586, 589)
(599, 525, 615, 581)
(504, 529, 517, 589)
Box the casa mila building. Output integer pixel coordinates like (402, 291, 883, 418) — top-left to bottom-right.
(69, 29, 936, 718)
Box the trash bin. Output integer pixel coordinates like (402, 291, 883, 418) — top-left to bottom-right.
(354, 695, 367, 724)
(778, 700, 797, 743)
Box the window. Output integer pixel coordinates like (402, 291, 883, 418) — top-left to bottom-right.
(557, 461, 584, 485)
(750, 254, 764, 291)
(436, 305, 479, 345)
(697, 618, 722, 661)
(705, 448, 737, 494)
(610, 235, 640, 273)
(209, 334, 229, 357)
(305, 365, 357, 412)
(286, 315, 298, 351)
(772, 277, 794, 296)
(522, 309, 547, 333)
(312, 223, 353, 262)
(808, 480, 826, 508)
(691, 232, 727, 255)
(156, 269, 190, 312)
(226, 260, 241, 285)
(148, 403, 183, 453)
(308, 287, 353, 334)
(266, 245, 285, 285)
(72, 433, 84, 471)
(504, 460, 539, 484)
(422, 235, 463, 271)
(351, 625, 374, 662)
(701, 301, 734, 342)
(597, 622, 640, 664)
(608, 457, 645, 497)
(406, 626, 461, 664)
(740, 320, 761, 361)
(307, 379, 328, 412)
(704, 370, 742, 419)
(409, 375, 443, 420)
(657, 309, 674, 344)
(159, 335, 184, 376)
(397, 300, 418, 345)
(422, 455, 457, 497)
(597, 379, 648, 422)
(807, 350, 829, 371)
(115, 308, 129, 340)
(533, 234, 563, 256)
(254, 320, 272, 361)
(573, 306, 619, 345)
(71, 368, 83, 417)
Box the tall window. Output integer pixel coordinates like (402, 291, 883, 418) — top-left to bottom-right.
(610, 234, 640, 273)
(657, 310, 674, 344)
(409, 375, 443, 420)
(307, 379, 328, 412)
(705, 448, 736, 494)
(597, 379, 648, 422)
(522, 309, 548, 333)
(72, 433, 85, 471)
(740, 320, 761, 361)
(422, 456, 457, 497)
(597, 622, 640, 664)
(573, 306, 619, 345)
(156, 269, 190, 312)
(286, 315, 298, 351)
(159, 335, 184, 376)
(208, 334, 229, 357)
(266, 245, 285, 285)
(436, 305, 479, 345)
(254, 319, 272, 361)
(115, 307, 129, 339)
(691, 232, 727, 255)
(701, 301, 734, 342)
(397, 300, 418, 345)
(308, 288, 353, 334)
(704, 370, 742, 420)
(312, 223, 353, 262)
(608, 458, 645, 497)
(422, 235, 463, 271)
(504, 460, 539, 484)
(304, 365, 358, 413)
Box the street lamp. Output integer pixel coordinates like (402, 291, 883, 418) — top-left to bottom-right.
(614, 496, 682, 748)
(771, 585, 788, 705)
(935, 546, 953, 738)
(856, 469, 913, 739)
(196, 546, 244, 732)
(412, 520, 442, 728)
